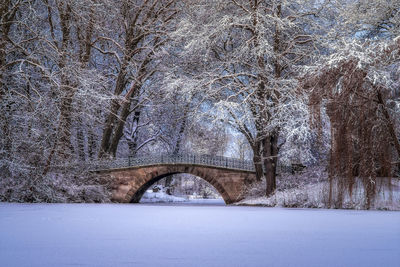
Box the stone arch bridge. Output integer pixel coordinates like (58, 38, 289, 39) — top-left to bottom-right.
(96, 154, 258, 204)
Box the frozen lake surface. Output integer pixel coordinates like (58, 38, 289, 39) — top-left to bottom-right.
(0, 203, 399, 267)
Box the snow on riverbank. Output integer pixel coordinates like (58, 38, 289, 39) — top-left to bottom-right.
(238, 183, 327, 208)
(0, 203, 399, 267)
(238, 181, 400, 210)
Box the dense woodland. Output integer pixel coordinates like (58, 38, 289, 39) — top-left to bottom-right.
(0, 0, 399, 208)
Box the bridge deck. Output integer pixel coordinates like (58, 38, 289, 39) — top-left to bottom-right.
(96, 154, 255, 172)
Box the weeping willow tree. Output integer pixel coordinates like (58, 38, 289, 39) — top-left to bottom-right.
(306, 38, 400, 209)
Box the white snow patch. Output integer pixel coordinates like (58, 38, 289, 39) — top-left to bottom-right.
(141, 190, 187, 203)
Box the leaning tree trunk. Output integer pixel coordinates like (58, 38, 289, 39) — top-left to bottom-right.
(98, 66, 128, 158)
(108, 97, 134, 157)
(104, 67, 146, 157)
(99, 49, 151, 158)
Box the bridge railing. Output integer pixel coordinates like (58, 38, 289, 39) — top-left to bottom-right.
(96, 154, 255, 172)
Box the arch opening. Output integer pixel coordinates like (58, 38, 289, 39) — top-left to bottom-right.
(130, 172, 226, 204)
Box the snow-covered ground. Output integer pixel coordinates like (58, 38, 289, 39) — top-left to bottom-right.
(0, 203, 399, 267)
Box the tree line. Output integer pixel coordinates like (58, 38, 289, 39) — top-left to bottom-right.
(0, 0, 399, 207)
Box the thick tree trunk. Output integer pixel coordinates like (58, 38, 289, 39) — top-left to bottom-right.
(99, 105, 118, 157)
(47, 2, 75, 162)
(87, 128, 96, 159)
(252, 140, 264, 181)
(108, 99, 132, 157)
(56, 84, 75, 158)
(263, 133, 278, 196)
(260, 3, 281, 197)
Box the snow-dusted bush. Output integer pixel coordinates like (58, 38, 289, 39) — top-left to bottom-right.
(0, 162, 112, 203)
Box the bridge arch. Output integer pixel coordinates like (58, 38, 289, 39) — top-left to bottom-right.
(126, 167, 230, 203)
(101, 163, 256, 204)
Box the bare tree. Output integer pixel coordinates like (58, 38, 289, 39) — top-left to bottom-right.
(98, 0, 178, 158)
(168, 0, 324, 195)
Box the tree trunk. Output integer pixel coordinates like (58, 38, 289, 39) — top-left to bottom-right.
(127, 109, 141, 156)
(252, 140, 264, 181)
(55, 83, 75, 159)
(376, 89, 400, 168)
(263, 133, 278, 196)
(165, 105, 189, 189)
(45, 2, 75, 163)
(76, 120, 86, 161)
(98, 66, 128, 158)
(0, 35, 9, 171)
(0, 36, 6, 102)
(0, 1, 16, 176)
(99, 55, 148, 158)
(0, 102, 12, 177)
(74, 5, 95, 162)
(87, 128, 96, 159)
(173, 101, 190, 155)
(261, 3, 282, 197)
(105, 75, 144, 157)
(98, 88, 124, 158)
(108, 99, 132, 157)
